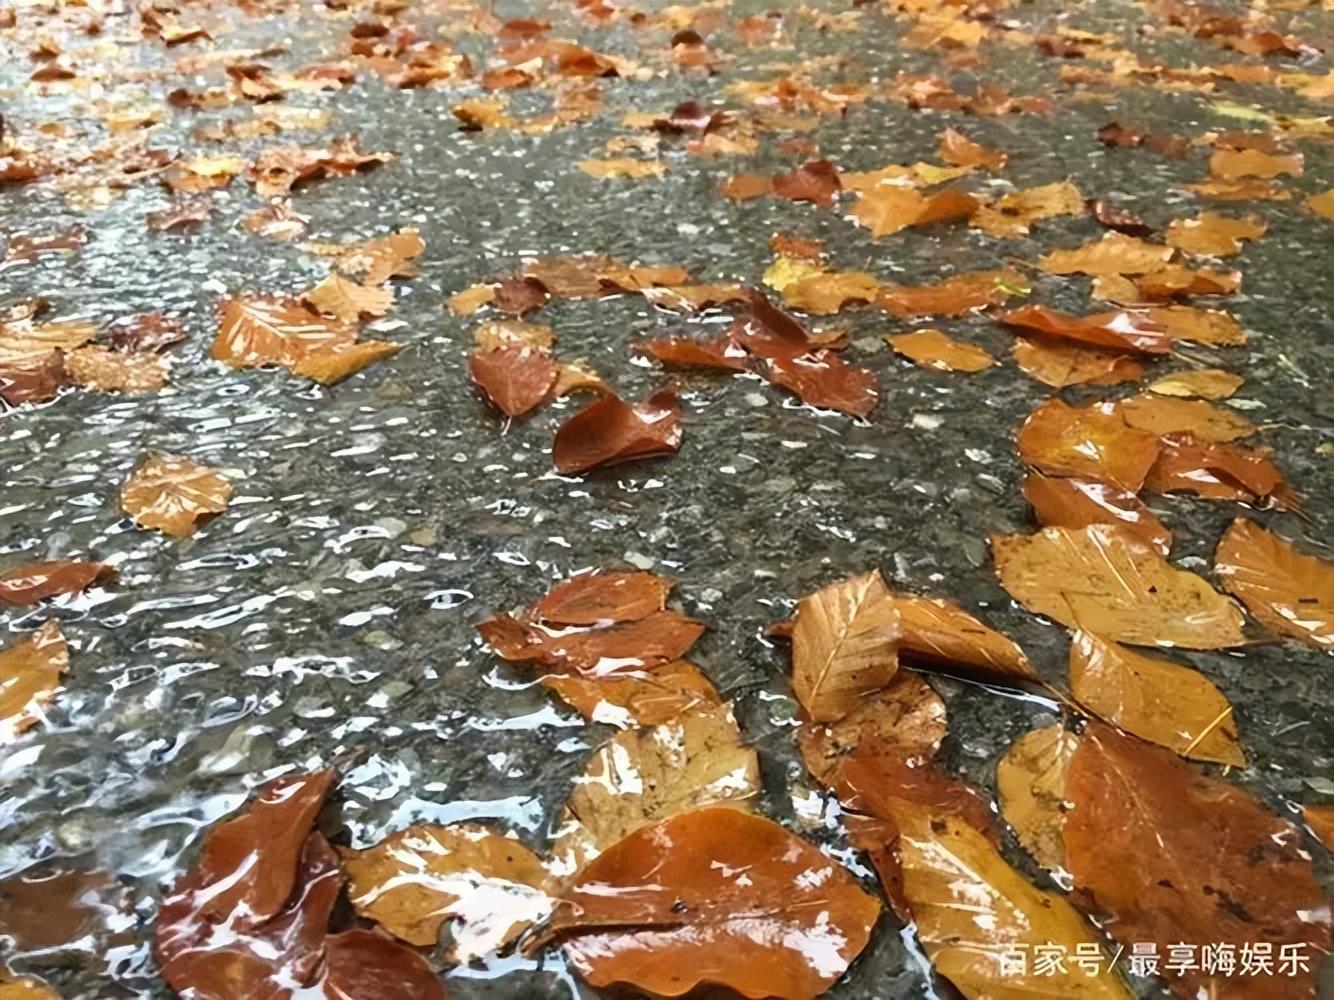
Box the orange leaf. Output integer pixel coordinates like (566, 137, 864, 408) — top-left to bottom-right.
(120, 453, 232, 538)
(0, 621, 68, 744)
(1017, 399, 1161, 491)
(552, 390, 682, 473)
(1215, 518, 1334, 650)
(469, 346, 557, 417)
(1023, 474, 1172, 556)
(887, 328, 995, 372)
(0, 561, 113, 605)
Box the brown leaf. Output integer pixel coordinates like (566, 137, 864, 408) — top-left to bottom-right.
(478, 609, 704, 675)
(849, 185, 978, 237)
(996, 723, 1078, 871)
(534, 570, 671, 625)
(65, 346, 169, 393)
(1166, 212, 1266, 257)
(1066, 724, 1327, 1000)
(972, 180, 1084, 237)
(0, 352, 66, 406)
(493, 276, 550, 316)
(720, 172, 772, 200)
(779, 270, 880, 316)
(1303, 805, 1334, 849)
(147, 194, 215, 232)
(247, 136, 392, 198)
(552, 807, 879, 1000)
(0, 561, 112, 605)
(120, 453, 232, 538)
(635, 335, 749, 371)
(1023, 474, 1173, 556)
(104, 313, 187, 354)
(1135, 264, 1241, 301)
(340, 824, 552, 957)
(1208, 147, 1302, 179)
(541, 659, 721, 727)
(991, 524, 1248, 649)
(772, 158, 841, 207)
(552, 390, 682, 474)
(892, 593, 1037, 685)
(1011, 336, 1146, 388)
(240, 201, 310, 241)
(877, 268, 1029, 317)
(1070, 632, 1244, 765)
(303, 274, 393, 323)
(766, 351, 878, 417)
(996, 304, 1172, 354)
(1149, 368, 1243, 399)
(1146, 305, 1245, 346)
(1017, 399, 1161, 492)
(791, 570, 901, 722)
(937, 127, 1006, 171)
(291, 340, 400, 385)
(0, 622, 68, 744)
(211, 296, 357, 369)
(474, 320, 554, 352)
(1038, 232, 1174, 276)
(887, 328, 994, 372)
(469, 346, 557, 417)
(551, 705, 761, 874)
(1307, 189, 1334, 220)
(1115, 392, 1254, 443)
(1215, 518, 1334, 650)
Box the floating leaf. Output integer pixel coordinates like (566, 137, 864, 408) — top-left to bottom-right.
(479, 609, 705, 675)
(552, 807, 879, 1000)
(766, 351, 878, 417)
(1023, 474, 1172, 556)
(849, 185, 978, 237)
(1166, 212, 1266, 257)
(340, 824, 552, 958)
(290, 340, 400, 385)
(1011, 337, 1145, 388)
(0, 622, 68, 744)
(1149, 368, 1243, 399)
(1214, 518, 1334, 650)
(551, 705, 761, 874)
(887, 329, 995, 372)
(1065, 724, 1327, 1000)
(552, 390, 682, 473)
(791, 570, 901, 722)
(0, 561, 112, 605)
(1070, 632, 1244, 765)
(469, 346, 557, 417)
(992, 524, 1248, 649)
(542, 659, 721, 727)
(120, 454, 232, 538)
(996, 724, 1078, 871)
(1017, 399, 1161, 492)
(996, 304, 1172, 354)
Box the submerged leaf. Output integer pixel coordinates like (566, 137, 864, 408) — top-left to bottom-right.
(0, 561, 112, 605)
(552, 807, 879, 1000)
(120, 454, 232, 538)
(991, 525, 1248, 649)
(1214, 519, 1334, 650)
(552, 390, 682, 473)
(0, 622, 68, 744)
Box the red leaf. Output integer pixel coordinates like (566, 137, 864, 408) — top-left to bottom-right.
(766, 351, 878, 417)
(469, 346, 557, 417)
(996, 304, 1173, 354)
(104, 313, 188, 354)
(534, 570, 672, 625)
(478, 609, 704, 675)
(635, 335, 750, 371)
(552, 390, 682, 473)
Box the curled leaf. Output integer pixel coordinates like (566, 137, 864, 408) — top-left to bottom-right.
(996, 304, 1172, 354)
(552, 390, 682, 473)
(469, 346, 557, 417)
(892, 593, 1036, 685)
(766, 351, 878, 417)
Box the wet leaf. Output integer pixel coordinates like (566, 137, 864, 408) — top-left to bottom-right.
(937, 127, 1006, 171)
(887, 328, 995, 372)
(766, 351, 878, 417)
(576, 158, 665, 179)
(1303, 805, 1334, 849)
(877, 269, 1028, 317)
(0, 622, 68, 744)
(1165, 212, 1266, 257)
(551, 705, 761, 873)
(1011, 337, 1146, 388)
(1038, 232, 1174, 276)
(212, 296, 357, 369)
(104, 313, 187, 354)
(1149, 368, 1243, 399)
(340, 823, 552, 957)
(65, 346, 169, 393)
(479, 609, 705, 676)
(996, 304, 1172, 354)
(474, 320, 554, 352)
(0, 352, 66, 406)
(303, 274, 393, 323)
(996, 723, 1078, 871)
(469, 346, 557, 417)
(0, 561, 112, 605)
(120, 453, 232, 538)
(891, 802, 1131, 1000)
(1214, 518, 1334, 650)
(1070, 632, 1244, 765)
(849, 185, 978, 237)
(779, 270, 880, 316)
(635, 334, 749, 371)
(1135, 264, 1242, 301)
(772, 158, 841, 207)
(1115, 393, 1255, 442)
(1208, 147, 1302, 179)
(1023, 474, 1172, 556)
(1145, 434, 1288, 505)
(791, 570, 901, 722)
(1066, 724, 1327, 1000)
(552, 389, 682, 473)
(1017, 399, 1162, 492)
(552, 807, 879, 1000)
(541, 659, 721, 727)
(290, 340, 400, 385)
(893, 593, 1036, 685)
(972, 180, 1084, 238)
(1146, 305, 1245, 346)
(534, 570, 671, 625)
(992, 524, 1248, 649)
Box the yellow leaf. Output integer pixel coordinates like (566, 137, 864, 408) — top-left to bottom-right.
(996, 724, 1078, 872)
(888, 328, 995, 373)
(120, 453, 232, 538)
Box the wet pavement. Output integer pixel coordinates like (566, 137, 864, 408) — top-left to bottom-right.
(1, 0, 1333, 997)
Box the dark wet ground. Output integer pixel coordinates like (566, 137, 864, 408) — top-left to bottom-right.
(2, 0, 1333, 997)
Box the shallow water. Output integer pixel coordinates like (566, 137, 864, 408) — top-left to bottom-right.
(1, 0, 1333, 997)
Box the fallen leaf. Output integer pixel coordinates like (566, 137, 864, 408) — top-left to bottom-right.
(1135, 264, 1241, 301)
(1065, 724, 1328, 1000)
(720, 172, 772, 200)
(772, 158, 841, 207)
(291, 341, 401, 385)
(0, 561, 112, 605)
(1023, 474, 1172, 556)
(766, 351, 878, 417)
(479, 609, 705, 676)
(120, 453, 232, 538)
(1017, 399, 1161, 492)
(248, 136, 392, 198)
(972, 180, 1084, 237)
(1165, 212, 1266, 257)
(212, 296, 357, 369)
(304, 274, 393, 323)
(551, 705, 761, 873)
(340, 824, 552, 958)
(147, 194, 215, 232)
(992, 525, 1248, 649)
(1011, 337, 1146, 388)
(790, 570, 901, 723)
(1183, 177, 1290, 201)
(474, 320, 554, 352)
(1114, 393, 1255, 442)
(104, 313, 187, 354)
(469, 346, 557, 417)
(0, 978, 60, 1000)
(937, 127, 1006, 171)
(635, 335, 749, 371)
(1214, 518, 1333, 650)
(0, 353, 66, 406)
(877, 269, 1028, 318)
(240, 201, 310, 241)
(850, 185, 978, 237)
(1303, 805, 1334, 849)
(1039, 233, 1174, 276)
(1146, 434, 1289, 505)
(577, 158, 665, 179)
(552, 807, 879, 1000)
(0, 622, 68, 744)
(552, 389, 681, 473)
(448, 283, 498, 315)
(1070, 632, 1244, 765)
(779, 270, 879, 315)
(534, 570, 672, 624)
(1149, 368, 1243, 399)
(542, 659, 721, 727)
(65, 346, 169, 393)
(1208, 147, 1302, 179)
(892, 594, 1036, 685)
(996, 304, 1172, 354)
(888, 329, 994, 372)
(1307, 189, 1334, 220)
(996, 723, 1078, 871)
(729, 290, 824, 359)
(493, 276, 550, 316)
(328, 228, 425, 285)
(891, 802, 1131, 1000)
(1146, 305, 1245, 346)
